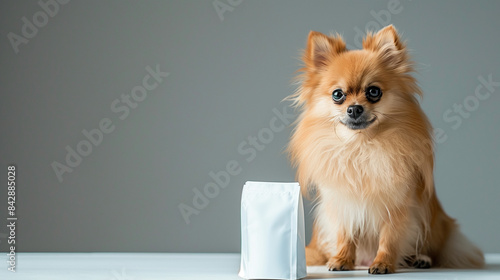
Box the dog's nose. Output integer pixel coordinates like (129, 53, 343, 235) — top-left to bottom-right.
(347, 105, 364, 120)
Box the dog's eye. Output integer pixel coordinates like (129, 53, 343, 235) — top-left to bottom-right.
(332, 89, 345, 104)
(366, 86, 382, 102)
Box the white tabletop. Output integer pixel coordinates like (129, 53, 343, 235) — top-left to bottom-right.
(1, 253, 499, 280)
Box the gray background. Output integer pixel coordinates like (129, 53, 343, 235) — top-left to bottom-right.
(1, 0, 499, 253)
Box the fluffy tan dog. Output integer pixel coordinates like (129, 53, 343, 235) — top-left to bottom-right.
(287, 25, 484, 274)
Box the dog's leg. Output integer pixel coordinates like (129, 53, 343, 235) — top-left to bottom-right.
(369, 208, 409, 274)
(326, 229, 356, 271)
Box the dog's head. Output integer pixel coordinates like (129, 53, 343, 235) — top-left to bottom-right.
(293, 25, 421, 138)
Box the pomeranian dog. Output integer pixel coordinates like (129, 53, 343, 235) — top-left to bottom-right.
(287, 25, 484, 274)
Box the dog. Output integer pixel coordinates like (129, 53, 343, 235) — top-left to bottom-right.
(287, 25, 484, 274)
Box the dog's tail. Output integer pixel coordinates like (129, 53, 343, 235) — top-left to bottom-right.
(437, 225, 485, 268)
(426, 191, 485, 268)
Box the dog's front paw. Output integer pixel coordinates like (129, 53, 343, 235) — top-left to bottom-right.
(368, 262, 395, 274)
(327, 256, 355, 271)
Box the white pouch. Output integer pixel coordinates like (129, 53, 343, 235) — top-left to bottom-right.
(239, 181, 307, 280)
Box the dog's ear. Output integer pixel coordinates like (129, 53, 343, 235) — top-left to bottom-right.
(363, 25, 409, 70)
(363, 25, 404, 51)
(304, 31, 346, 71)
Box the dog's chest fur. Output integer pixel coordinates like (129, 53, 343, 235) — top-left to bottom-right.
(313, 134, 422, 260)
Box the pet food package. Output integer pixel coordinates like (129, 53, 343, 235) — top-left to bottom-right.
(239, 181, 307, 280)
